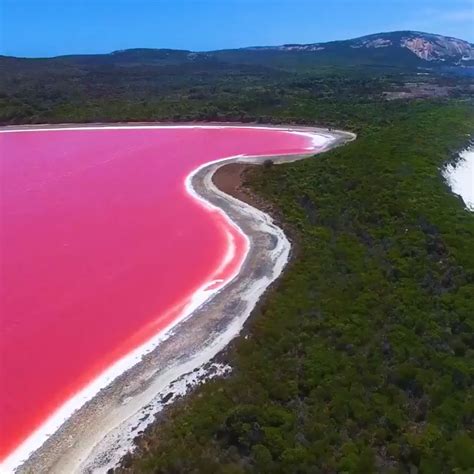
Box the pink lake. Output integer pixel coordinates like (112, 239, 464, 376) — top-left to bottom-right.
(0, 126, 320, 461)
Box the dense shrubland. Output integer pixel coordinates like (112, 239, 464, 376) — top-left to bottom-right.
(1, 60, 471, 134)
(0, 68, 387, 130)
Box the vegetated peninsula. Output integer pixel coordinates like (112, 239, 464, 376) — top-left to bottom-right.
(1, 30, 474, 473)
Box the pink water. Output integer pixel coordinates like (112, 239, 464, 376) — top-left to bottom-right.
(0, 126, 315, 460)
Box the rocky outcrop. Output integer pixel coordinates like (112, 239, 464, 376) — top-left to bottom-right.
(400, 33, 474, 63)
(247, 31, 474, 66)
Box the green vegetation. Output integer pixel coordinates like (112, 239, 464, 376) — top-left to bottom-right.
(0, 64, 391, 128)
(118, 103, 474, 473)
(1, 50, 472, 129)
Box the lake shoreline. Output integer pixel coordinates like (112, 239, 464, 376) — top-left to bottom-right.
(3, 124, 354, 473)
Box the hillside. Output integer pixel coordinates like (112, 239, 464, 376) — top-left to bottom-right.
(2, 30, 473, 70)
(225, 31, 474, 68)
(1, 30, 473, 126)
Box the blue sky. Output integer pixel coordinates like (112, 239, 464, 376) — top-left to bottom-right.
(1, 0, 473, 57)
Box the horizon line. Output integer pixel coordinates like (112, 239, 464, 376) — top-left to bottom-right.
(1, 29, 471, 60)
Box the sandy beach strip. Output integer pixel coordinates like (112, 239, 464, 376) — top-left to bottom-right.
(2, 124, 355, 473)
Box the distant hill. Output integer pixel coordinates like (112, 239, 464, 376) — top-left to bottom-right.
(1, 30, 473, 126)
(232, 31, 474, 67)
(1, 31, 473, 72)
